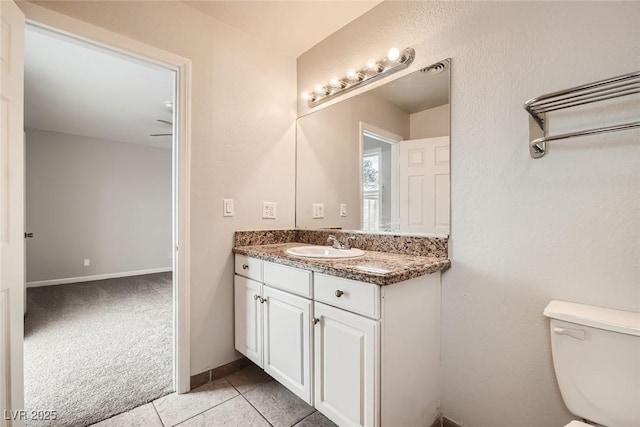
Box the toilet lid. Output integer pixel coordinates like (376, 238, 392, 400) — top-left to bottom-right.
(565, 421, 591, 427)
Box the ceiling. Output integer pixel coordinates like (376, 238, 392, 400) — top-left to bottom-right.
(25, 28, 175, 149)
(369, 64, 450, 114)
(184, 0, 382, 57)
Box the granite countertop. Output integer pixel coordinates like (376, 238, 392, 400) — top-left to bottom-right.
(233, 242, 450, 286)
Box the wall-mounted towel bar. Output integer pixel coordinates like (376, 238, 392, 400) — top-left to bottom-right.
(524, 71, 640, 158)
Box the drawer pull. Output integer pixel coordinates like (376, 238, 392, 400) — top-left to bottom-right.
(312, 317, 320, 325)
(335, 290, 344, 298)
(242, 264, 249, 270)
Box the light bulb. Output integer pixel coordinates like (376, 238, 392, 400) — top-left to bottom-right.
(366, 60, 383, 73)
(301, 91, 314, 101)
(314, 84, 328, 95)
(329, 76, 345, 89)
(387, 47, 400, 61)
(347, 69, 364, 82)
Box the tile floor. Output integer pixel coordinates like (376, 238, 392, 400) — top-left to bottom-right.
(92, 364, 337, 427)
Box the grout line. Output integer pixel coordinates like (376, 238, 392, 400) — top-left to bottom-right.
(238, 393, 274, 427)
(151, 401, 166, 427)
(292, 410, 317, 427)
(168, 378, 240, 426)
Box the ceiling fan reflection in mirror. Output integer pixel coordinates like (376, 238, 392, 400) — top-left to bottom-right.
(150, 100, 174, 137)
(150, 119, 173, 137)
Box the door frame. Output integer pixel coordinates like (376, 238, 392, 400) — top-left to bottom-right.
(19, 3, 192, 394)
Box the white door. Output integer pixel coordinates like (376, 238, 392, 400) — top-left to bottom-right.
(398, 137, 450, 234)
(234, 275, 263, 368)
(263, 285, 312, 404)
(313, 302, 379, 427)
(0, 1, 25, 425)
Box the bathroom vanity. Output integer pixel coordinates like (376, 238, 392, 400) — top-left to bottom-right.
(233, 234, 450, 427)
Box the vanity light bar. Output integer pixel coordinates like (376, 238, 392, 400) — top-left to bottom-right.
(302, 47, 416, 108)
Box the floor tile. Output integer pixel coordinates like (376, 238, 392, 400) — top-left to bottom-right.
(176, 395, 270, 427)
(226, 364, 273, 394)
(243, 381, 314, 427)
(293, 411, 338, 427)
(153, 378, 238, 426)
(91, 403, 163, 427)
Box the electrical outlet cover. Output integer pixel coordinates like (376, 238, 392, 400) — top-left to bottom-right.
(312, 203, 324, 219)
(262, 202, 277, 219)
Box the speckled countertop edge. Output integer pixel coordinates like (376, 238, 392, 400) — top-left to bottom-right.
(233, 242, 450, 286)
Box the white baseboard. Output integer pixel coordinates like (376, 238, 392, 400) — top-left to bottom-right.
(26, 267, 173, 288)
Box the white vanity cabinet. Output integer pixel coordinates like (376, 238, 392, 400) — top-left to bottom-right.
(234, 253, 442, 427)
(313, 300, 379, 427)
(234, 274, 263, 367)
(234, 255, 313, 404)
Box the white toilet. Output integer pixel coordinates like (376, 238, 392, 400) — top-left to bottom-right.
(543, 301, 640, 427)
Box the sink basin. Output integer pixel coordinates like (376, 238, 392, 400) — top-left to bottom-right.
(285, 246, 365, 259)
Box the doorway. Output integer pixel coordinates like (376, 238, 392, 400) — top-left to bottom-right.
(0, 3, 191, 423)
(360, 123, 402, 232)
(22, 24, 179, 425)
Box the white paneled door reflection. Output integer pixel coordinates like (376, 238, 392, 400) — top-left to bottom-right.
(399, 137, 450, 234)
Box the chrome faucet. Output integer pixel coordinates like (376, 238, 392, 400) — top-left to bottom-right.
(327, 235, 355, 250)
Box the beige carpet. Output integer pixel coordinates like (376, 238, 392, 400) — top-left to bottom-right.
(24, 272, 173, 427)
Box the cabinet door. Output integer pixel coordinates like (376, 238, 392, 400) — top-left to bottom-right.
(263, 285, 312, 404)
(314, 302, 380, 427)
(234, 275, 263, 367)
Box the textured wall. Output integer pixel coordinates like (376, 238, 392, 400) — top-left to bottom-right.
(299, 2, 640, 426)
(23, 1, 297, 375)
(25, 128, 172, 283)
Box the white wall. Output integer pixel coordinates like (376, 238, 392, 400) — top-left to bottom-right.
(298, 2, 640, 426)
(410, 104, 449, 139)
(22, 1, 297, 375)
(25, 128, 172, 283)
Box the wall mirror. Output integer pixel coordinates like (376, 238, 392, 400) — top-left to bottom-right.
(296, 59, 450, 235)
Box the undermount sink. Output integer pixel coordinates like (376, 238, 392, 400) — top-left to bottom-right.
(285, 245, 365, 259)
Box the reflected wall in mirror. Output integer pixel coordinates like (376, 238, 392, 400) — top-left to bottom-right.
(296, 59, 450, 235)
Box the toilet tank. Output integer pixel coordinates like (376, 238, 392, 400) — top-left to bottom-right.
(543, 301, 640, 427)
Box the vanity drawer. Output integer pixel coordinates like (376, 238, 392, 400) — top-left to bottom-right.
(263, 261, 312, 299)
(314, 273, 380, 319)
(235, 255, 263, 282)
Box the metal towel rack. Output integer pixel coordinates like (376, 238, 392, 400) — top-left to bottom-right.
(524, 71, 640, 158)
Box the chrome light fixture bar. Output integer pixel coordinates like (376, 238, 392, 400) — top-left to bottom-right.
(302, 47, 416, 108)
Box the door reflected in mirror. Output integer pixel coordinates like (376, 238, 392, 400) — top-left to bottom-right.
(296, 59, 450, 235)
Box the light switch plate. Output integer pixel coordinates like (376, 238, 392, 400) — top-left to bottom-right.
(223, 199, 234, 217)
(312, 203, 324, 219)
(340, 203, 347, 217)
(83, 258, 90, 267)
(263, 202, 277, 219)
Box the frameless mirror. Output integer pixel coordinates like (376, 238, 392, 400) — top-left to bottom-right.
(296, 59, 450, 235)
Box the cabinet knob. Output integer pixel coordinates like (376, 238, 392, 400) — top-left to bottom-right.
(254, 294, 260, 301)
(335, 290, 344, 298)
(242, 264, 249, 270)
(312, 317, 320, 325)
